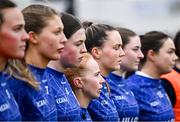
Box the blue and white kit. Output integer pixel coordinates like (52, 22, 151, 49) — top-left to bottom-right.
(43, 67, 82, 121)
(7, 65, 57, 121)
(108, 72, 139, 122)
(126, 71, 174, 121)
(88, 76, 119, 121)
(0, 72, 21, 121)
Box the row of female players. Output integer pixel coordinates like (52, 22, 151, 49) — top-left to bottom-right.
(0, 0, 179, 121)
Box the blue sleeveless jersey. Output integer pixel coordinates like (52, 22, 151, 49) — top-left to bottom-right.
(43, 67, 82, 121)
(81, 107, 92, 121)
(108, 73, 139, 122)
(88, 76, 119, 121)
(126, 72, 174, 121)
(7, 65, 57, 121)
(0, 72, 21, 121)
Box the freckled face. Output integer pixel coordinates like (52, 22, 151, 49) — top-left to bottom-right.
(81, 58, 105, 98)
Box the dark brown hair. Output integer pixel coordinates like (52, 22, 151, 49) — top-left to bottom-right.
(61, 12, 82, 39)
(116, 27, 137, 49)
(140, 31, 170, 66)
(0, 0, 16, 29)
(82, 21, 117, 53)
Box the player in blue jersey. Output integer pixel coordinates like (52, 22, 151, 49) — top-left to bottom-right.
(83, 21, 125, 121)
(126, 31, 177, 121)
(109, 27, 144, 121)
(5, 4, 67, 121)
(64, 53, 105, 121)
(44, 12, 87, 121)
(0, 0, 28, 120)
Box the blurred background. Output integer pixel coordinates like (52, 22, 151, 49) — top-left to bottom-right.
(13, 0, 180, 36)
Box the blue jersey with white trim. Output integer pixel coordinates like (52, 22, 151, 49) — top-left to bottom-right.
(81, 108, 92, 121)
(88, 76, 119, 121)
(126, 72, 174, 121)
(0, 72, 21, 121)
(43, 67, 82, 121)
(7, 65, 57, 121)
(108, 73, 139, 122)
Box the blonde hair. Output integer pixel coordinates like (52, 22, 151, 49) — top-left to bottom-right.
(6, 59, 39, 90)
(4, 5, 61, 90)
